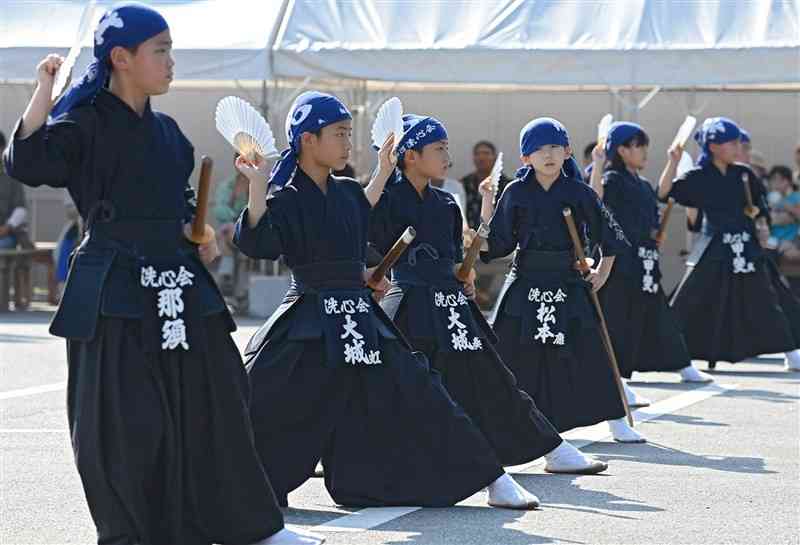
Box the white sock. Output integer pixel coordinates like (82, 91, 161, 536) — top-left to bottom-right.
(679, 365, 714, 383)
(256, 528, 326, 545)
(623, 381, 651, 407)
(487, 473, 540, 509)
(544, 440, 605, 472)
(607, 418, 647, 443)
(785, 349, 800, 370)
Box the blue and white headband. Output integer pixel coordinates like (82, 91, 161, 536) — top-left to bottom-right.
(515, 117, 580, 182)
(51, 3, 168, 119)
(605, 122, 647, 161)
(396, 115, 448, 158)
(269, 91, 352, 188)
(393, 114, 448, 183)
(694, 117, 741, 167)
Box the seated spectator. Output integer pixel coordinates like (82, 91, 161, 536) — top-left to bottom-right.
(768, 165, 800, 254)
(461, 141, 511, 229)
(582, 141, 597, 169)
(213, 153, 251, 306)
(0, 130, 30, 250)
(54, 194, 82, 301)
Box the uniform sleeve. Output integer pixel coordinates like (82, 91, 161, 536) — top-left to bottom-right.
(584, 189, 629, 256)
(481, 182, 518, 262)
(666, 169, 703, 208)
(367, 189, 396, 256)
(601, 171, 623, 210)
(234, 192, 292, 260)
(2, 113, 87, 189)
(747, 169, 770, 221)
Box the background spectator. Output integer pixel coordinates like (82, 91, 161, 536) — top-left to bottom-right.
(582, 141, 597, 169)
(213, 153, 251, 308)
(461, 140, 510, 228)
(0, 130, 30, 250)
(767, 165, 800, 254)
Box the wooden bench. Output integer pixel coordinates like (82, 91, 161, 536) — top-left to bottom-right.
(0, 242, 57, 311)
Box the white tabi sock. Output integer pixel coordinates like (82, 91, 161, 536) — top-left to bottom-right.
(487, 473, 540, 510)
(623, 381, 651, 408)
(679, 365, 714, 383)
(607, 418, 647, 443)
(544, 440, 608, 474)
(785, 349, 800, 371)
(255, 528, 326, 545)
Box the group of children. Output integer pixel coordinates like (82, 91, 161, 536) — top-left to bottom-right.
(3, 4, 800, 545)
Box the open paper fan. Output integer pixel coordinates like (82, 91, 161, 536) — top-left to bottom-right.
(52, 0, 97, 101)
(597, 113, 613, 145)
(371, 97, 404, 151)
(672, 115, 697, 149)
(489, 152, 504, 190)
(215, 96, 278, 162)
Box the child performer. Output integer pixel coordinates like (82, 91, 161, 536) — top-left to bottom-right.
(234, 91, 541, 511)
(1, 4, 316, 545)
(366, 113, 608, 474)
(480, 118, 646, 443)
(587, 122, 712, 406)
(658, 117, 800, 371)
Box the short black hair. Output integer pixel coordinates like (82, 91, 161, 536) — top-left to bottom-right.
(610, 131, 650, 171)
(473, 140, 496, 155)
(583, 141, 597, 160)
(0, 130, 6, 150)
(769, 164, 795, 188)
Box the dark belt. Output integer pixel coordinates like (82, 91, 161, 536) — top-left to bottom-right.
(513, 249, 575, 273)
(392, 258, 457, 287)
(701, 217, 753, 238)
(88, 219, 186, 256)
(291, 260, 366, 292)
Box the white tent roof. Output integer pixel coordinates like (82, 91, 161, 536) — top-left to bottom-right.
(2, 0, 798, 87)
(0, 0, 285, 81)
(273, 0, 800, 87)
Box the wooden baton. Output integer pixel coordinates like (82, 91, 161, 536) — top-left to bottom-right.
(367, 227, 416, 289)
(742, 172, 760, 220)
(562, 207, 634, 427)
(456, 222, 490, 283)
(187, 156, 216, 245)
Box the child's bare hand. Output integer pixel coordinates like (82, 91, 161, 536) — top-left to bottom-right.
(36, 54, 64, 89)
(235, 154, 269, 184)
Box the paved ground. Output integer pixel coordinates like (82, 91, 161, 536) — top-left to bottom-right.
(2, 310, 799, 545)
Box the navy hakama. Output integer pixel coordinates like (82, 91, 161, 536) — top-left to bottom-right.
(235, 170, 503, 507)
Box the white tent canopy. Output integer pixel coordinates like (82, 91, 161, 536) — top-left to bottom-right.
(1, 0, 799, 87)
(0, 0, 285, 81)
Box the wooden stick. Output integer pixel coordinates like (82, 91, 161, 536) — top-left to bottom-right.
(654, 198, 675, 244)
(742, 172, 760, 220)
(367, 227, 416, 289)
(562, 207, 634, 427)
(187, 156, 216, 245)
(456, 223, 490, 282)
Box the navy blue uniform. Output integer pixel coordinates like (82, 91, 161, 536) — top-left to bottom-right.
(599, 168, 690, 377)
(481, 171, 628, 433)
(667, 163, 800, 362)
(235, 168, 503, 507)
(370, 175, 562, 466)
(3, 89, 283, 545)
